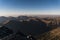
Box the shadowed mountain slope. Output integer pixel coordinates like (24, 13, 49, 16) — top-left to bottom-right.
(3, 19, 54, 37)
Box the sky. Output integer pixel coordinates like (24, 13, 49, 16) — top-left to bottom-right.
(0, 0, 60, 16)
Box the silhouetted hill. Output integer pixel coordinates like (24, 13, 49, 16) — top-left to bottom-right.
(0, 16, 8, 23)
(8, 16, 17, 20)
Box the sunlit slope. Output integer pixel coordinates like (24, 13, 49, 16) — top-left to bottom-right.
(37, 27, 60, 40)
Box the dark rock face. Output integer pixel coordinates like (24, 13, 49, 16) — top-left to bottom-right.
(0, 26, 13, 39)
(21, 20, 47, 36)
(4, 20, 48, 36)
(4, 20, 22, 32)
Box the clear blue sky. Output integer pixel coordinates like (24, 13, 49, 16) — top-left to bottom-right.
(0, 0, 60, 16)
